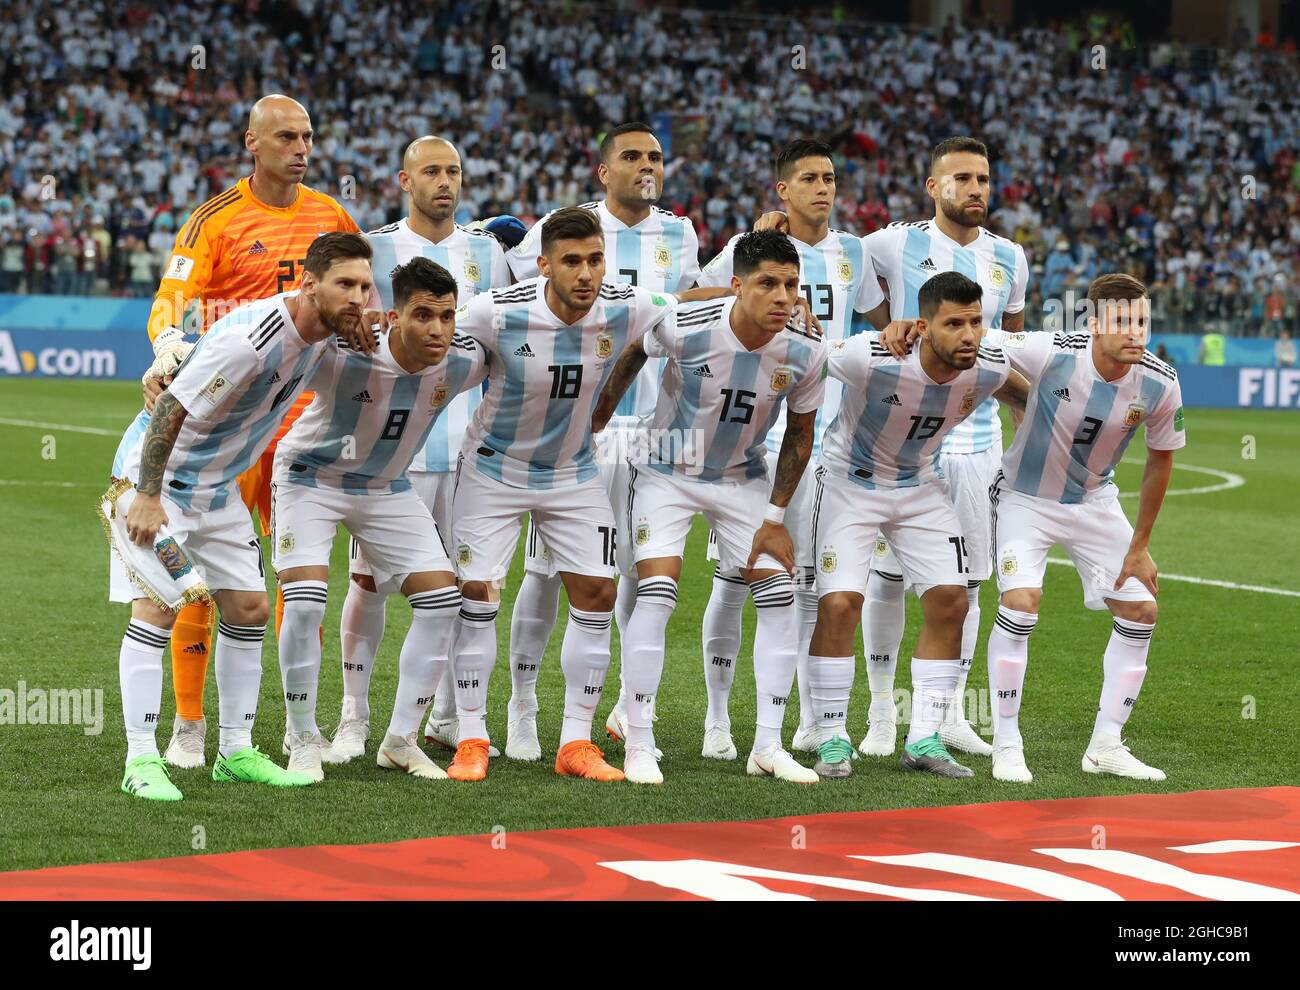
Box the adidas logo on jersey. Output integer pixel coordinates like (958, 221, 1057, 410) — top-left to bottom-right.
(248, 240, 268, 256)
(1053, 387, 1071, 401)
(352, 390, 373, 403)
(269, 371, 281, 384)
(882, 393, 902, 406)
(514, 343, 535, 357)
(694, 364, 714, 378)
(919, 257, 937, 272)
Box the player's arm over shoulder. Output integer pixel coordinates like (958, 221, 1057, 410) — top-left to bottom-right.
(826, 330, 889, 385)
(454, 290, 497, 350)
(164, 326, 260, 421)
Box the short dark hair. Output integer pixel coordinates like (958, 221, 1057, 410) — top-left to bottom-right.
(930, 136, 989, 174)
(599, 121, 658, 162)
(541, 206, 603, 255)
(918, 271, 982, 320)
(303, 231, 371, 278)
(733, 230, 801, 277)
(775, 138, 834, 180)
(390, 256, 458, 310)
(1087, 272, 1148, 306)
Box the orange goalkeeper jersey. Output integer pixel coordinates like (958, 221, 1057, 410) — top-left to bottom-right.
(147, 176, 359, 340)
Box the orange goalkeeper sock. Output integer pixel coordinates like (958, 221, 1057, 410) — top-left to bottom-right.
(171, 599, 216, 721)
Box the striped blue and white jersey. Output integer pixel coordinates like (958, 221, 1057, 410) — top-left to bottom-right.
(275, 332, 487, 495)
(863, 219, 1029, 455)
(458, 277, 676, 489)
(990, 330, 1185, 504)
(697, 228, 882, 458)
(115, 293, 327, 513)
(366, 218, 510, 473)
(506, 200, 701, 423)
(643, 297, 828, 484)
(819, 333, 1011, 490)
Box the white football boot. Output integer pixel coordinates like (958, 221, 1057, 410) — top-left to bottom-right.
(424, 714, 499, 758)
(1082, 734, 1166, 781)
(163, 715, 206, 769)
(377, 731, 448, 780)
(991, 740, 1034, 783)
(505, 699, 542, 762)
(283, 729, 326, 783)
(747, 744, 818, 784)
(701, 722, 737, 760)
(624, 742, 664, 784)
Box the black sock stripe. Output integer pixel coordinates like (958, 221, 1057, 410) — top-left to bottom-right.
(459, 607, 499, 623)
(875, 571, 905, 582)
(568, 609, 613, 629)
(124, 627, 170, 649)
(1112, 620, 1154, 640)
(753, 595, 795, 608)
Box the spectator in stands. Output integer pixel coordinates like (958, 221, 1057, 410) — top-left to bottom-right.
(1276, 329, 1297, 368)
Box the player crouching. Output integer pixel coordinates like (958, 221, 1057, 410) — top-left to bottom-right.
(103, 232, 373, 799)
(271, 258, 487, 781)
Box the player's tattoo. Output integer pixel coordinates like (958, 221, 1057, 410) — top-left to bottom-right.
(136, 391, 188, 497)
(770, 408, 815, 508)
(592, 339, 648, 429)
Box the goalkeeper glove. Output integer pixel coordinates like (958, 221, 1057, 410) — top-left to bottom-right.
(143, 326, 192, 385)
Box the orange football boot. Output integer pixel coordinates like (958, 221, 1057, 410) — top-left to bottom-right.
(555, 740, 625, 782)
(447, 739, 491, 781)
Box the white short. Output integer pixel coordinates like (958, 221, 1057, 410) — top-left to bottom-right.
(811, 469, 968, 598)
(109, 492, 265, 602)
(523, 426, 630, 578)
(350, 469, 455, 580)
(990, 477, 1155, 611)
(271, 481, 452, 593)
(707, 448, 816, 586)
(454, 458, 616, 584)
(873, 438, 1002, 584)
(629, 464, 783, 574)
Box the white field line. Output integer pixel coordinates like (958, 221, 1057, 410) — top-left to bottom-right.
(0, 417, 119, 437)
(1045, 558, 1300, 598)
(1116, 457, 1244, 497)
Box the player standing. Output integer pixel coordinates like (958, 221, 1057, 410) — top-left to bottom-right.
(272, 258, 487, 781)
(858, 137, 1030, 760)
(693, 139, 887, 760)
(981, 274, 1182, 782)
(498, 122, 703, 759)
(140, 95, 363, 769)
(594, 230, 826, 784)
(443, 207, 677, 783)
(806, 272, 1025, 779)
(105, 232, 372, 800)
(328, 136, 511, 764)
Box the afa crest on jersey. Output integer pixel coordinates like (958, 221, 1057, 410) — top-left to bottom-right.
(1000, 553, 1017, 577)
(771, 367, 793, 392)
(457, 544, 472, 567)
(654, 242, 671, 269)
(596, 332, 614, 359)
(989, 264, 1006, 288)
(820, 549, 837, 573)
(958, 389, 978, 417)
(1123, 402, 1146, 428)
(874, 536, 889, 557)
(431, 385, 450, 408)
(635, 522, 650, 546)
(464, 259, 481, 284)
(278, 532, 295, 554)
(837, 258, 853, 284)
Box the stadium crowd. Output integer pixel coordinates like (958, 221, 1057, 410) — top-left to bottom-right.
(0, 0, 1297, 335)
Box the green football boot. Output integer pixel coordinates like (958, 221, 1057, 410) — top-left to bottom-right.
(121, 754, 183, 801)
(900, 732, 975, 778)
(212, 745, 315, 787)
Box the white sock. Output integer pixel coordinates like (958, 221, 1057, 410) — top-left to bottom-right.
(952, 581, 981, 722)
(621, 578, 677, 748)
(215, 619, 266, 757)
(865, 570, 905, 723)
(1094, 618, 1154, 740)
(702, 567, 746, 727)
(339, 581, 386, 722)
(387, 587, 461, 738)
(560, 605, 614, 747)
(751, 573, 797, 751)
(120, 619, 169, 763)
(453, 598, 499, 742)
(278, 580, 328, 736)
(793, 579, 819, 732)
(986, 606, 1037, 745)
(807, 653, 854, 739)
(508, 569, 561, 711)
(428, 648, 457, 722)
(907, 657, 962, 744)
(614, 574, 638, 708)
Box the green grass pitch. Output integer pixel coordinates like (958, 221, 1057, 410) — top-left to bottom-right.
(0, 377, 1296, 871)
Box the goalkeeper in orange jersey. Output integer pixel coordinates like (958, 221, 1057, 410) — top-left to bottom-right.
(141, 94, 377, 769)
